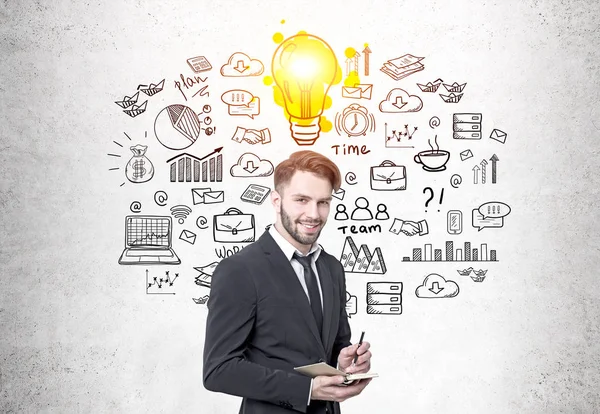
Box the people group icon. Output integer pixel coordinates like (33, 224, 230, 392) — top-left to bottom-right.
(335, 197, 389, 221)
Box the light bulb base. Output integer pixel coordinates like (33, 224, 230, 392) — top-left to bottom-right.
(289, 116, 321, 145)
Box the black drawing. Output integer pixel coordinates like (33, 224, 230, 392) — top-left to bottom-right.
(179, 229, 197, 245)
(440, 93, 463, 103)
(220, 52, 264, 77)
(123, 101, 147, 118)
(332, 188, 345, 201)
(196, 216, 209, 230)
(213, 208, 255, 243)
(401, 241, 499, 262)
(192, 295, 210, 305)
(489, 129, 507, 144)
(221, 89, 260, 118)
(439, 82, 466, 103)
(429, 116, 440, 129)
(335, 104, 376, 137)
(197, 104, 216, 136)
(384, 123, 416, 148)
(366, 282, 402, 315)
(192, 188, 224, 205)
(339, 236, 386, 274)
(170, 205, 192, 224)
(379, 88, 423, 113)
(345, 171, 358, 186)
(370, 161, 406, 191)
(154, 191, 168, 207)
(375, 204, 389, 220)
(457, 267, 488, 282)
(174, 73, 209, 102)
(194, 261, 219, 288)
(472, 201, 511, 231)
(453, 113, 482, 140)
(230, 153, 273, 178)
(473, 158, 492, 185)
(125, 144, 154, 183)
(423, 187, 444, 212)
(118, 216, 181, 265)
(389, 218, 429, 236)
(345, 291, 357, 318)
(187, 56, 213, 73)
(414, 135, 450, 172)
(154, 104, 202, 150)
(350, 197, 373, 221)
(443, 82, 467, 93)
(146, 269, 178, 295)
(490, 154, 499, 184)
(138, 79, 165, 97)
(450, 174, 462, 189)
(415, 273, 459, 298)
(231, 126, 271, 145)
(129, 201, 142, 213)
(447, 210, 463, 234)
(115, 92, 139, 109)
(335, 204, 349, 221)
(460, 149, 474, 161)
(167, 147, 223, 183)
(417, 78, 443, 93)
(240, 184, 271, 205)
(380, 54, 424, 80)
(342, 84, 373, 100)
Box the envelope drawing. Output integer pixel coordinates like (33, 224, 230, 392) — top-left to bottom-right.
(192, 188, 212, 205)
(460, 149, 474, 161)
(332, 187, 345, 201)
(203, 191, 224, 204)
(489, 129, 507, 144)
(179, 229, 197, 245)
(342, 84, 373, 100)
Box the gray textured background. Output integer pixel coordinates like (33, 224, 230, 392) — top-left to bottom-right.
(1, 0, 599, 413)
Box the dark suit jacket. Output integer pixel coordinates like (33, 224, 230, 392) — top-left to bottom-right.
(203, 230, 352, 414)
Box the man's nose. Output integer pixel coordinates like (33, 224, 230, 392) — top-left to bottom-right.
(305, 201, 320, 219)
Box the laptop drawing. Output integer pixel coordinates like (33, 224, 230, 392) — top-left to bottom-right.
(118, 215, 181, 265)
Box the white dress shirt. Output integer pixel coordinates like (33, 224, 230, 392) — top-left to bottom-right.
(268, 224, 323, 405)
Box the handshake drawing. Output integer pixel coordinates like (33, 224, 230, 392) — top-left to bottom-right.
(231, 126, 271, 145)
(389, 218, 429, 236)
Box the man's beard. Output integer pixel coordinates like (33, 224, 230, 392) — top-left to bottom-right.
(280, 203, 323, 246)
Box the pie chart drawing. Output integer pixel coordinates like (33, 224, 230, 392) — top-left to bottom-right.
(154, 104, 201, 150)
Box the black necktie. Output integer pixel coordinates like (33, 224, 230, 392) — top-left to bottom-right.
(293, 252, 323, 334)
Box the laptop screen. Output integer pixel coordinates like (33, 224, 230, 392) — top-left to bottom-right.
(125, 215, 172, 248)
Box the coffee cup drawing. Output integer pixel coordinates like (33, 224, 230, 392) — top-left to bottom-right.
(414, 150, 450, 172)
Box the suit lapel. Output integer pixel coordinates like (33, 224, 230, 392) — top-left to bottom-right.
(258, 231, 326, 355)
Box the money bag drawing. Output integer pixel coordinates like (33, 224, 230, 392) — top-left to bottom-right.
(125, 144, 154, 183)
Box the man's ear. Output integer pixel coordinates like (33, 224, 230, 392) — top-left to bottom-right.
(271, 189, 281, 213)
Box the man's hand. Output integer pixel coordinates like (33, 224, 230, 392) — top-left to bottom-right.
(311, 375, 372, 402)
(337, 341, 371, 374)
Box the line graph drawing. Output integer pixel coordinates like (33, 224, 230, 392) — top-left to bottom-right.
(146, 269, 178, 295)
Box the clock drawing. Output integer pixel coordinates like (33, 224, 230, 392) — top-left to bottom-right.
(335, 104, 376, 137)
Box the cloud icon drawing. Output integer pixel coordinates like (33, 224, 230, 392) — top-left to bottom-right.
(379, 88, 423, 113)
(230, 153, 274, 177)
(415, 273, 459, 298)
(221, 52, 264, 77)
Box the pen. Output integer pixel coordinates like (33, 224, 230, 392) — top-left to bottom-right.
(352, 331, 365, 365)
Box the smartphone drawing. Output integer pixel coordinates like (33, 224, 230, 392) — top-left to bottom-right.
(447, 210, 463, 234)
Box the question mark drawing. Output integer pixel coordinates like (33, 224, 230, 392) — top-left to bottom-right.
(423, 187, 444, 212)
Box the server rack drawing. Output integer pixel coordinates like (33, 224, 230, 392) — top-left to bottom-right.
(366, 282, 402, 315)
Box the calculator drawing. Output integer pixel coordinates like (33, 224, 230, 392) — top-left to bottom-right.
(187, 56, 213, 73)
(240, 184, 271, 205)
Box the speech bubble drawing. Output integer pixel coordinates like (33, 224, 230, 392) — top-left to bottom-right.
(221, 90, 260, 118)
(345, 291, 357, 318)
(478, 201, 511, 219)
(472, 209, 503, 231)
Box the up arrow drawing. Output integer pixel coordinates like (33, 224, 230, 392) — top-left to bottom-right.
(234, 60, 248, 73)
(480, 159, 488, 184)
(429, 281, 444, 295)
(490, 154, 499, 184)
(243, 160, 259, 174)
(362, 45, 371, 76)
(472, 164, 480, 184)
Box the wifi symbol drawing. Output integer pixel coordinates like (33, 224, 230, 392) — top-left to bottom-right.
(170, 205, 192, 224)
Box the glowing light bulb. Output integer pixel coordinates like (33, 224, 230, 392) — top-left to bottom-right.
(271, 33, 338, 145)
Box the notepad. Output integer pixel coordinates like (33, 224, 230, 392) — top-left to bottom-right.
(294, 362, 378, 384)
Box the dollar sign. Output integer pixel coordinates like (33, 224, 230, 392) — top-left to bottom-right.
(132, 159, 146, 179)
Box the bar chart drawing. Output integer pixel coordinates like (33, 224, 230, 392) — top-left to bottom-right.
(166, 147, 223, 183)
(401, 240, 499, 262)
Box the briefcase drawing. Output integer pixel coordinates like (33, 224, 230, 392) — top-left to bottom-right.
(213, 207, 255, 243)
(370, 161, 406, 191)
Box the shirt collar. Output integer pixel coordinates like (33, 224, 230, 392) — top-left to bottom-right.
(269, 223, 322, 262)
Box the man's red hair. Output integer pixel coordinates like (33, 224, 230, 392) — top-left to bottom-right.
(274, 150, 341, 192)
